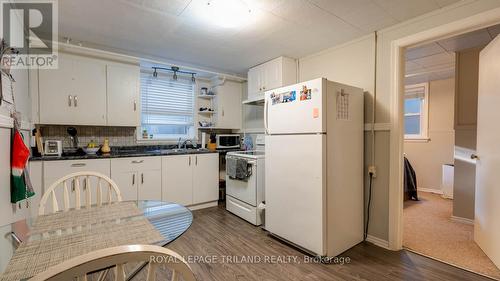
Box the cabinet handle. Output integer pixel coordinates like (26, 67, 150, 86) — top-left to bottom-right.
(132, 174, 135, 185)
(71, 179, 75, 192)
(141, 173, 144, 184)
(74, 95, 78, 107)
(195, 156, 198, 166)
(71, 163, 86, 167)
(131, 160, 144, 164)
(134, 100, 137, 111)
(222, 108, 224, 117)
(263, 86, 266, 90)
(68, 95, 73, 107)
(189, 157, 191, 166)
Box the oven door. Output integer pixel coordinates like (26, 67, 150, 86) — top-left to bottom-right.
(226, 158, 257, 206)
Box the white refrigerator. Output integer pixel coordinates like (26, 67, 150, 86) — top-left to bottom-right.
(264, 78, 364, 257)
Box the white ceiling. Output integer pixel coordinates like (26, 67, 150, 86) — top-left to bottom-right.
(405, 24, 500, 85)
(58, 0, 461, 75)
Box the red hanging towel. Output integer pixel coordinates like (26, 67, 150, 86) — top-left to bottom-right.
(11, 129, 34, 204)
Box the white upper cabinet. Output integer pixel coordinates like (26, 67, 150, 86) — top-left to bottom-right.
(39, 53, 107, 126)
(215, 80, 242, 129)
(37, 52, 140, 126)
(107, 64, 140, 126)
(246, 56, 297, 102)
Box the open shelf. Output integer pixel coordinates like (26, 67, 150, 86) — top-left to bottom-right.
(197, 95, 216, 99)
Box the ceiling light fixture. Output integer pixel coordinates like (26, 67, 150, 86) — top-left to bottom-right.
(199, 0, 253, 28)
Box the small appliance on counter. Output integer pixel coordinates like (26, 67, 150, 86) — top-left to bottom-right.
(216, 134, 241, 149)
(44, 140, 62, 157)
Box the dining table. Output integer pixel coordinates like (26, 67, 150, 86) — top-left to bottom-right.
(0, 200, 193, 281)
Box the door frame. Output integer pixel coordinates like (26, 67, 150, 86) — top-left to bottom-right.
(388, 7, 500, 250)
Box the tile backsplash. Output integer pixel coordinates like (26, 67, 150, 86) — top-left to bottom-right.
(40, 125, 137, 147)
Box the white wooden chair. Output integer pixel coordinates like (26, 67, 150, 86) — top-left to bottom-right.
(39, 171, 123, 215)
(29, 244, 196, 281)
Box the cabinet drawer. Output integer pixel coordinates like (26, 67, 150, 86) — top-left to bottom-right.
(111, 157, 161, 172)
(43, 159, 111, 192)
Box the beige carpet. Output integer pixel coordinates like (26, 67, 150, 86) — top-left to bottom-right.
(404, 192, 500, 280)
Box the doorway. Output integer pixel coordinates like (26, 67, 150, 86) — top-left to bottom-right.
(400, 24, 500, 280)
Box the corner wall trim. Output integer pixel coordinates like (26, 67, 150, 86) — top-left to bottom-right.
(418, 188, 443, 195)
(0, 114, 13, 129)
(451, 216, 474, 225)
(366, 235, 390, 250)
(364, 123, 391, 131)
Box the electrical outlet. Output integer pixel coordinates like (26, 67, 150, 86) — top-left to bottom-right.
(368, 165, 377, 178)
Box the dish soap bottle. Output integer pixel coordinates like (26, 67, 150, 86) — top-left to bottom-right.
(101, 138, 111, 154)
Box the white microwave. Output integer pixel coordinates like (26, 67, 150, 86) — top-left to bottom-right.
(216, 134, 241, 149)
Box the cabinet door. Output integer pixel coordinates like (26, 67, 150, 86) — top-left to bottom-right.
(247, 67, 260, 99)
(72, 56, 107, 125)
(193, 154, 219, 204)
(107, 64, 140, 126)
(263, 58, 282, 91)
(111, 171, 138, 202)
(216, 81, 242, 129)
(43, 159, 111, 212)
(38, 53, 75, 124)
(162, 155, 193, 206)
(138, 169, 162, 201)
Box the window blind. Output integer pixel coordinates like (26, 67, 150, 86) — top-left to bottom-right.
(141, 72, 194, 127)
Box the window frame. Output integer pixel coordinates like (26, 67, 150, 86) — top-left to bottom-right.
(137, 70, 196, 142)
(404, 83, 429, 141)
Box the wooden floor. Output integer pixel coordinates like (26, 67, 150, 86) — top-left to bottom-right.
(150, 205, 492, 281)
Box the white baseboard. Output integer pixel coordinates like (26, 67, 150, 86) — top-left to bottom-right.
(451, 216, 474, 225)
(366, 235, 390, 250)
(188, 201, 218, 211)
(418, 188, 443, 195)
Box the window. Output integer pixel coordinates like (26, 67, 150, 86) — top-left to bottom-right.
(404, 83, 429, 140)
(140, 71, 195, 140)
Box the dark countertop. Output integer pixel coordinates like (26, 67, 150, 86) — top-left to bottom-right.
(30, 145, 223, 162)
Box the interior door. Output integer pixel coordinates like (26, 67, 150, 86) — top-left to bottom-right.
(475, 35, 500, 269)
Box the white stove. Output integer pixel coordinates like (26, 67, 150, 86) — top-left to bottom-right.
(225, 135, 265, 226)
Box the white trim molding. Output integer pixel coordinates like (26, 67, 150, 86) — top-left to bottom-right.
(451, 216, 474, 225)
(388, 5, 500, 251)
(363, 123, 391, 131)
(365, 235, 390, 250)
(418, 188, 443, 195)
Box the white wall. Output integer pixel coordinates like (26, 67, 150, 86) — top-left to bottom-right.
(404, 79, 455, 192)
(295, 0, 500, 243)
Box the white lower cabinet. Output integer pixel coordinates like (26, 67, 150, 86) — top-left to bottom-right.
(38, 153, 217, 209)
(42, 159, 111, 213)
(162, 155, 193, 206)
(193, 154, 219, 204)
(110, 157, 162, 202)
(162, 153, 219, 206)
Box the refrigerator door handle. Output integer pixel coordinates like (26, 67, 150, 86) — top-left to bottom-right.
(264, 95, 269, 134)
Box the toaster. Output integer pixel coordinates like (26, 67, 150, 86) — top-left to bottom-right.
(44, 140, 62, 156)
